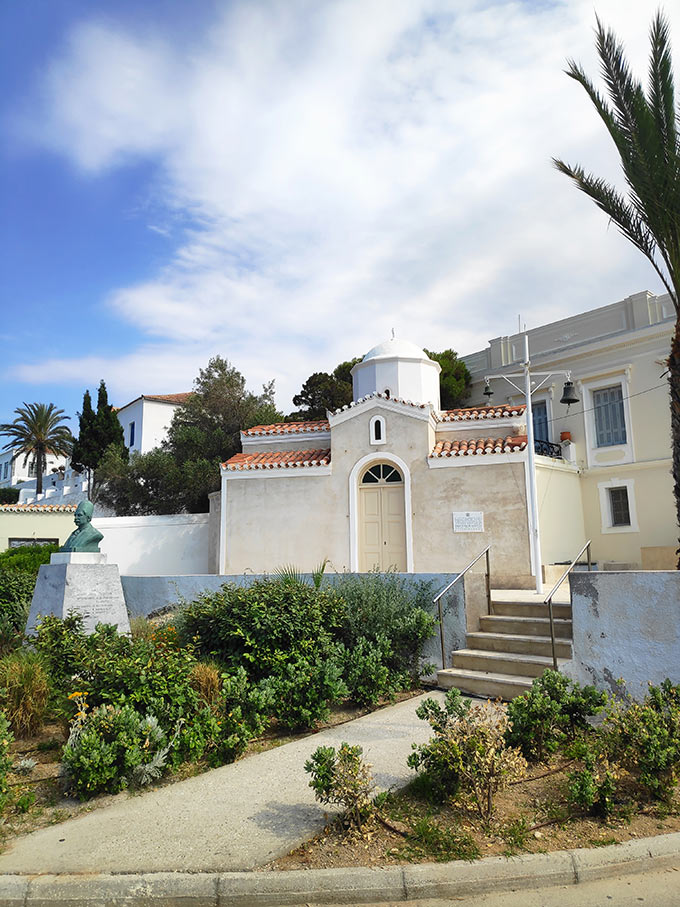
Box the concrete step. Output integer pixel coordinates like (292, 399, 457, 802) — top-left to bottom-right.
(466, 631, 573, 659)
(479, 615, 572, 638)
(437, 667, 533, 700)
(491, 601, 572, 620)
(452, 648, 567, 678)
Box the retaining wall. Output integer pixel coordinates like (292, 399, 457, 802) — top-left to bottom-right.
(93, 514, 209, 575)
(564, 571, 680, 697)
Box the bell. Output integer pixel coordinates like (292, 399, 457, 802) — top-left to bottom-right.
(560, 380, 579, 406)
(483, 382, 493, 400)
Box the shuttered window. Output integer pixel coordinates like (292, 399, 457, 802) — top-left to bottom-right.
(608, 487, 631, 526)
(593, 385, 626, 447)
(532, 401, 549, 441)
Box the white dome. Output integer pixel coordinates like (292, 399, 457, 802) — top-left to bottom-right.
(362, 338, 431, 362)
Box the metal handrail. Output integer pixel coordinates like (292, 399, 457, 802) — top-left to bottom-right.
(434, 545, 491, 669)
(544, 539, 592, 671)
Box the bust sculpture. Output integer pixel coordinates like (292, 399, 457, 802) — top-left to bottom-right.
(60, 500, 104, 553)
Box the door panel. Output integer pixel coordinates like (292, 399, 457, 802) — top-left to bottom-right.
(359, 469, 407, 572)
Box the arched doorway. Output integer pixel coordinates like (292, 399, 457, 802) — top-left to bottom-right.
(358, 463, 407, 572)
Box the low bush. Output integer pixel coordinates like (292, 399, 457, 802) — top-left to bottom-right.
(410, 689, 526, 823)
(336, 635, 397, 707)
(33, 612, 89, 688)
(0, 488, 20, 505)
(262, 654, 348, 731)
(604, 679, 680, 802)
(0, 651, 50, 737)
(407, 688, 472, 801)
(176, 580, 342, 680)
(331, 573, 436, 680)
(505, 670, 605, 762)
(305, 742, 376, 830)
(62, 700, 170, 797)
(0, 543, 58, 574)
(0, 711, 14, 814)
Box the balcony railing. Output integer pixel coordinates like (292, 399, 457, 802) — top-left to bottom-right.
(534, 439, 563, 458)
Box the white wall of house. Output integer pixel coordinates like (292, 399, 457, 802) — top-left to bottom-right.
(0, 449, 68, 489)
(93, 513, 209, 575)
(115, 398, 182, 455)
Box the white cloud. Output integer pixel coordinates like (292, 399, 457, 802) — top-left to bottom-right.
(15, 0, 679, 408)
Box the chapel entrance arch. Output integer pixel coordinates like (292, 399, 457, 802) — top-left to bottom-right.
(358, 462, 407, 572)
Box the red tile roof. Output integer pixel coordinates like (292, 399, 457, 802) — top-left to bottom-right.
(142, 393, 192, 405)
(0, 503, 78, 512)
(332, 392, 428, 415)
(242, 420, 330, 437)
(430, 436, 528, 457)
(224, 449, 331, 470)
(439, 404, 526, 421)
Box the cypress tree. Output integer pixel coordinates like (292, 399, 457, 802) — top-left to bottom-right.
(94, 380, 125, 455)
(71, 389, 99, 474)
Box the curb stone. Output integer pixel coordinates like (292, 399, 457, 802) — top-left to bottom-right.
(0, 832, 677, 906)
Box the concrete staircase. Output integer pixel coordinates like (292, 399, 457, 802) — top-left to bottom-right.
(437, 587, 573, 700)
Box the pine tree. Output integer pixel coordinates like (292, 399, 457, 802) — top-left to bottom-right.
(72, 381, 127, 498)
(94, 380, 125, 456)
(71, 390, 99, 474)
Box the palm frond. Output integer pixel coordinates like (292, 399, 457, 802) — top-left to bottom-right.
(648, 12, 677, 162)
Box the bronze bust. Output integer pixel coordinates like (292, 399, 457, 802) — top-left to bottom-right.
(61, 500, 104, 553)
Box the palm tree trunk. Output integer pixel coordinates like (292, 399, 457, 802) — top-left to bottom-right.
(670, 318, 680, 568)
(36, 450, 44, 496)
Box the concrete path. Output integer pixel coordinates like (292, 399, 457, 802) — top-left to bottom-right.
(0, 690, 447, 875)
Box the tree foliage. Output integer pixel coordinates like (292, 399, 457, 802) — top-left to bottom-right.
(553, 11, 680, 562)
(0, 403, 72, 495)
(72, 381, 127, 499)
(289, 359, 360, 420)
(98, 357, 281, 514)
(424, 349, 471, 409)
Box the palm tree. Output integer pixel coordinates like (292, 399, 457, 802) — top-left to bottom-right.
(0, 403, 73, 496)
(553, 11, 680, 565)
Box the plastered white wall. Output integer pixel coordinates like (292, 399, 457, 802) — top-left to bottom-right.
(536, 462, 586, 565)
(93, 513, 209, 575)
(564, 571, 680, 697)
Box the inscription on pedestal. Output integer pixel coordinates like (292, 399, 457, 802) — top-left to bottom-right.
(27, 563, 130, 636)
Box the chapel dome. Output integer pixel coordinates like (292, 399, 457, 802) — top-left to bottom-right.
(362, 338, 432, 362)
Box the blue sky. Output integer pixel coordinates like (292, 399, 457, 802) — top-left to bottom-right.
(1, 0, 677, 431)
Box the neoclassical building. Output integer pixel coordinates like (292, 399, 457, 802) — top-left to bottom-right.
(216, 291, 676, 583)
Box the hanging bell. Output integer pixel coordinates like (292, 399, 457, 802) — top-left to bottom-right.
(483, 381, 493, 400)
(559, 380, 579, 406)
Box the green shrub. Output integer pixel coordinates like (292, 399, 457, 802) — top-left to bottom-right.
(0, 571, 35, 638)
(305, 742, 376, 829)
(176, 580, 342, 680)
(605, 679, 680, 802)
(0, 488, 20, 505)
(0, 543, 58, 574)
(407, 688, 472, 801)
(410, 689, 526, 823)
(336, 635, 398, 707)
(0, 711, 14, 814)
(33, 612, 89, 688)
(331, 573, 436, 680)
(63, 702, 169, 797)
(0, 651, 50, 737)
(505, 670, 605, 762)
(262, 655, 348, 731)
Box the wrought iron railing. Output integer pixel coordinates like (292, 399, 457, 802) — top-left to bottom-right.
(544, 540, 592, 670)
(534, 439, 563, 458)
(433, 546, 491, 669)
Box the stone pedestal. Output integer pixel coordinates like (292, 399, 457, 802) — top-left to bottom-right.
(27, 553, 130, 636)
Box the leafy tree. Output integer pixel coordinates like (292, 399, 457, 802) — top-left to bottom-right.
(0, 403, 72, 495)
(424, 349, 471, 409)
(553, 12, 680, 563)
(98, 357, 281, 514)
(72, 381, 127, 499)
(289, 359, 360, 420)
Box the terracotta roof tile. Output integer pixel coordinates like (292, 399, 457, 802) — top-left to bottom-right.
(438, 404, 526, 421)
(430, 436, 528, 457)
(331, 392, 429, 415)
(224, 448, 331, 470)
(242, 420, 330, 437)
(142, 393, 192, 405)
(0, 503, 78, 512)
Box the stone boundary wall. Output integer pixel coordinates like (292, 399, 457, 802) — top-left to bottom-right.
(120, 572, 464, 671)
(93, 513, 209, 576)
(565, 571, 680, 697)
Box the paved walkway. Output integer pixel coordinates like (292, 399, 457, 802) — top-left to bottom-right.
(0, 690, 447, 875)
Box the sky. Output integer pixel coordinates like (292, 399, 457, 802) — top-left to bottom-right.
(1, 0, 678, 429)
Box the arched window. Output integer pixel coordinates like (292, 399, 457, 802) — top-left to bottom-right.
(361, 463, 402, 484)
(369, 415, 386, 445)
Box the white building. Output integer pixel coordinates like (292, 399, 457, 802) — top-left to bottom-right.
(216, 290, 676, 580)
(115, 393, 191, 455)
(0, 448, 68, 491)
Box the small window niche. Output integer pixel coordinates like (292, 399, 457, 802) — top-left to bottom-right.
(369, 415, 386, 445)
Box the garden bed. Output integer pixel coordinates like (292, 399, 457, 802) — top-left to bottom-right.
(268, 759, 680, 870)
